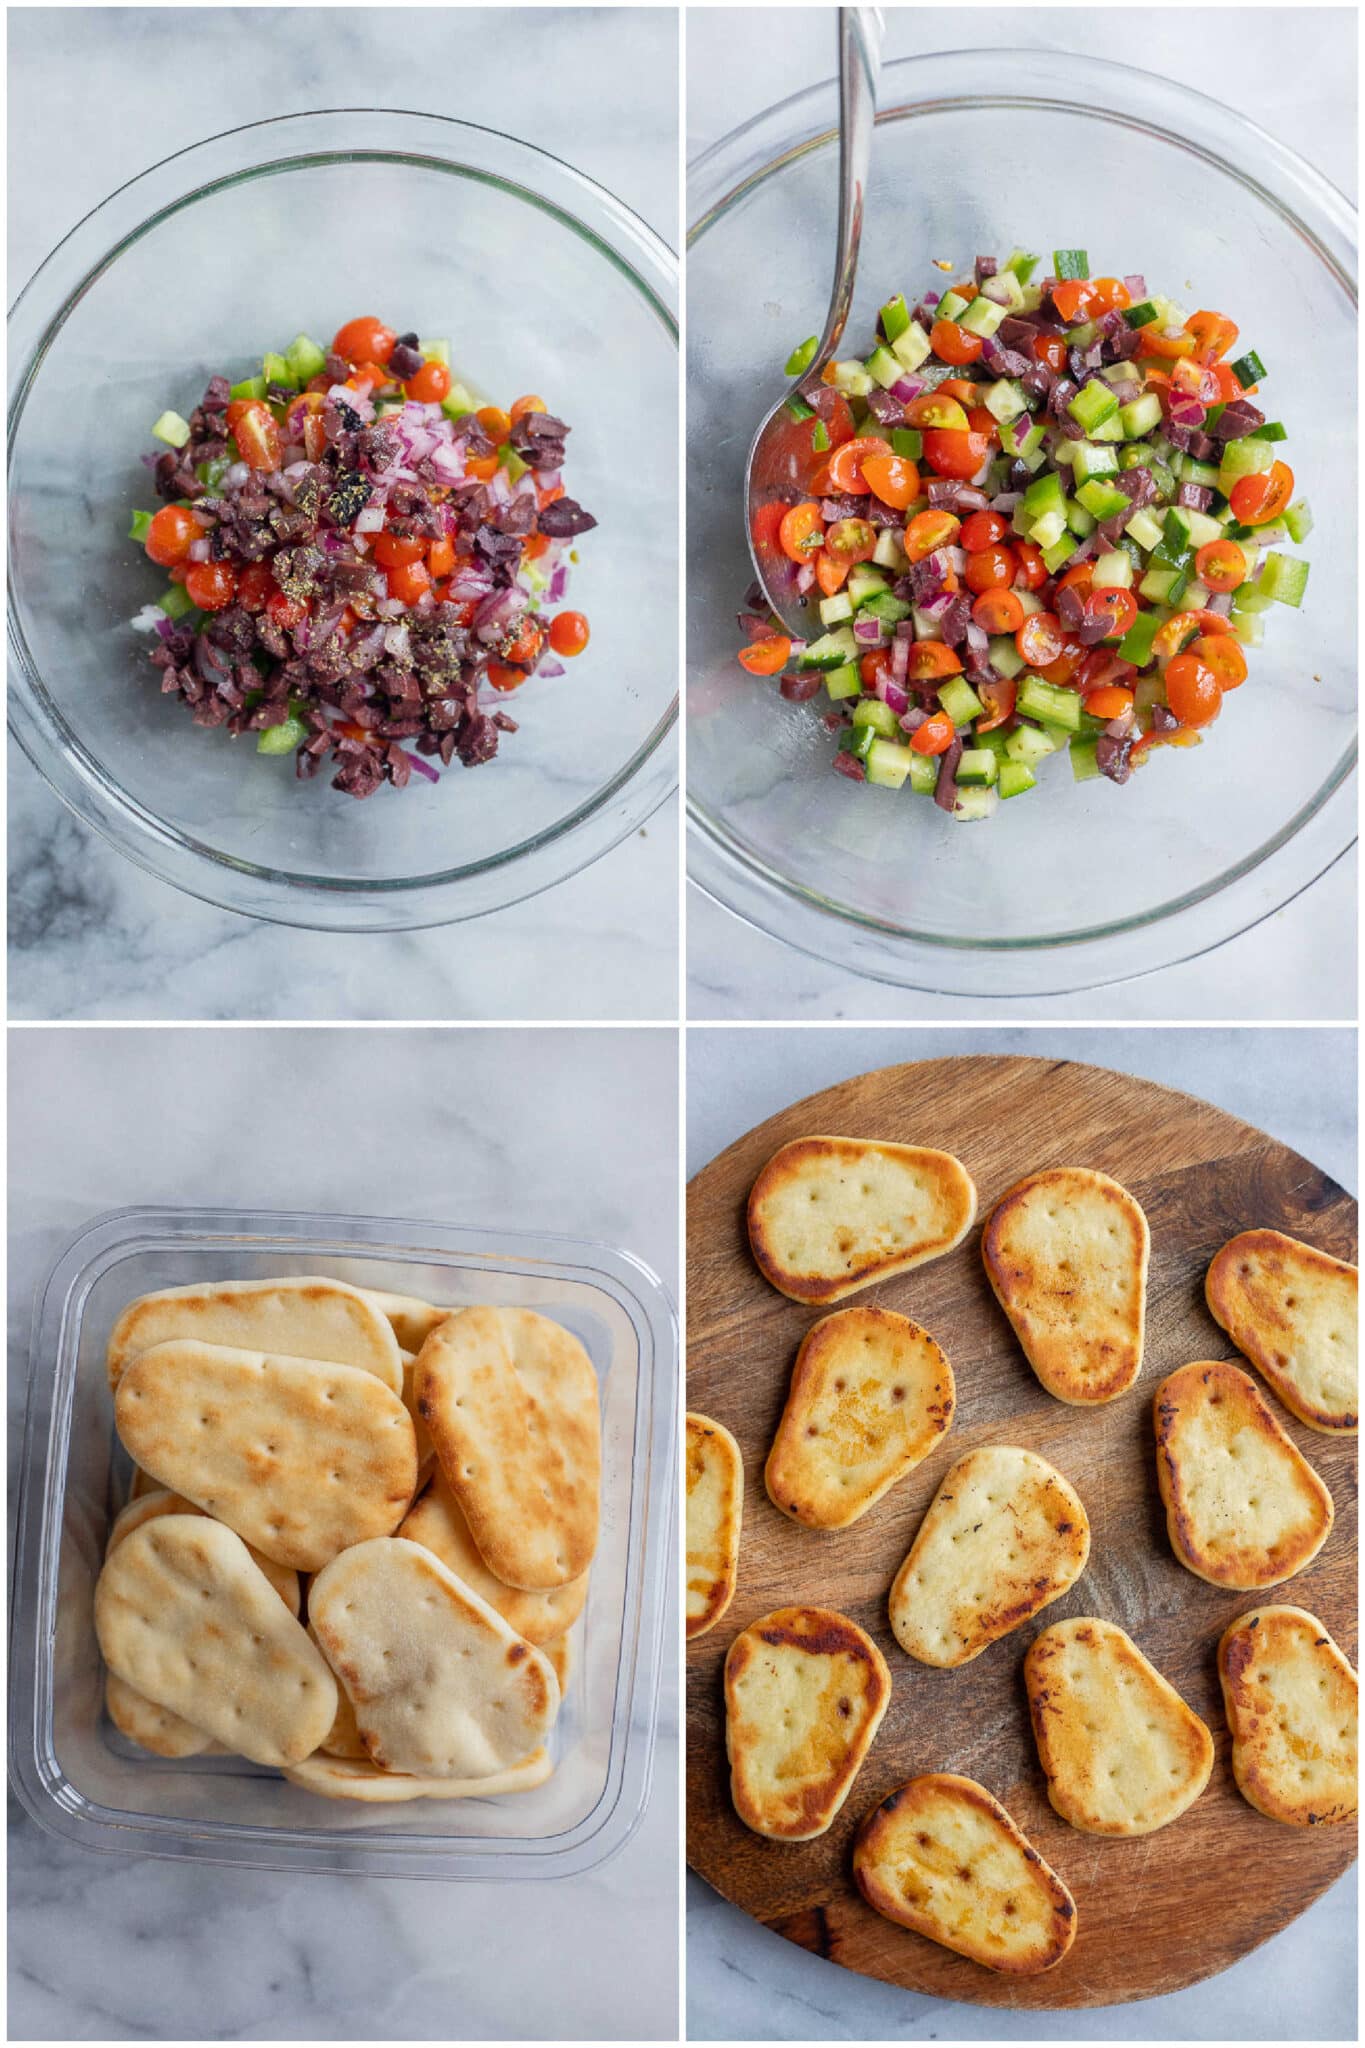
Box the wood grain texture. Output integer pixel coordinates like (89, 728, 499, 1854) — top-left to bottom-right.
(686, 1056, 1358, 2010)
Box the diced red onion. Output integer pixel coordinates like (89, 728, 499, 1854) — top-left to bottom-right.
(1167, 395, 1206, 430)
(890, 376, 925, 404)
(918, 591, 953, 620)
(1207, 590, 1233, 616)
(426, 441, 466, 485)
(547, 565, 569, 603)
(794, 563, 816, 594)
(787, 637, 807, 659)
(376, 597, 407, 619)
(891, 634, 909, 684)
(195, 636, 231, 686)
(1124, 274, 1147, 299)
(853, 616, 883, 646)
(964, 620, 989, 656)
(130, 604, 165, 635)
(401, 748, 441, 784)
(383, 621, 413, 663)
(1105, 708, 1135, 738)
(224, 462, 250, 490)
(990, 491, 1022, 513)
(536, 657, 566, 679)
(900, 705, 929, 732)
(877, 676, 909, 716)
(187, 537, 212, 563)
(354, 504, 386, 533)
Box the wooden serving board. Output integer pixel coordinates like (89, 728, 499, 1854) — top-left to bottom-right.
(686, 1056, 1358, 2010)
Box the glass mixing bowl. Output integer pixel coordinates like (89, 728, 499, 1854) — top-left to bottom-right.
(10, 110, 677, 932)
(688, 50, 1356, 997)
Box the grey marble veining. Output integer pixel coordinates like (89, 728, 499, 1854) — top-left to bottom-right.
(8, 7, 679, 1022)
(686, 1025, 1357, 2040)
(8, 1027, 679, 2041)
(687, 5, 1357, 1023)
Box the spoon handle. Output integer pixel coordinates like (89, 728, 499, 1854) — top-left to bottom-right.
(817, 5, 884, 365)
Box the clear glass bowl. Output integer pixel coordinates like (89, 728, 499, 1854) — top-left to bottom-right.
(687, 50, 1357, 997)
(9, 110, 678, 932)
(9, 1206, 677, 1879)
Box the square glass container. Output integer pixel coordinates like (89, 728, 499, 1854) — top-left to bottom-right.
(9, 1206, 677, 1879)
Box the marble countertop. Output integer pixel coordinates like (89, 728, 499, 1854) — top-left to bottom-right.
(8, 1026, 678, 2040)
(687, 5, 1357, 1022)
(8, 7, 678, 1022)
(686, 1025, 1357, 2040)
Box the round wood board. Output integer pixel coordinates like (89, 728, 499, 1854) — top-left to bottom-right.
(686, 1055, 1358, 2010)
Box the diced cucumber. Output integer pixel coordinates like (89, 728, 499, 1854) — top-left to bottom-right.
(845, 723, 877, 762)
(1073, 442, 1121, 484)
(982, 270, 1026, 311)
(988, 636, 1026, 679)
(1124, 507, 1165, 552)
(951, 785, 999, 822)
(823, 662, 862, 701)
(1181, 508, 1225, 549)
(1259, 552, 1311, 608)
(285, 333, 327, 384)
(1230, 585, 1275, 617)
(861, 591, 912, 628)
(1041, 533, 1076, 575)
(1118, 392, 1163, 440)
(1123, 300, 1160, 329)
(1150, 507, 1192, 567)
(262, 352, 299, 390)
(128, 509, 154, 544)
(864, 345, 903, 390)
(865, 738, 914, 789)
(911, 606, 944, 642)
(825, 360, 876, 397)
(797, 626, 860, 671)
(1218, 438, 1276, 485)
(1076, 478, 1130, 521)
(1005, 720, 1066, 767)
(889, 427, 923, 460)
(440, 379, 476, 420)
(956, 748, 999, 788)
(818, 592, 854, 627)
(1230, 349, 1266, 386)
(1004, 249, 1040, 283)
(1068, 382, 1119, 434)
(1070, 737, 1102, 782)
(1284, 499, 1314, 544)
(230, 375, 268, 403)
(1139, 565, 1186, 605)
(879, 295, 911, 344)
(998, 757, 1037, 798)
(1017, 675, 1084, 732)
(419, 337, 451, 366)
(1002, 417, 1045, 460)
(938, 677, 986, 727)
(937, 289, 971, 323)
(851, 698, 901, 737)
(1230, 612, 1264, 648)
(872, 529, 907, 573)
(1089, 414, 1127, 444)
(159, 583, 196, 621)
(151, 410, 192, 449)
(907, 751, 940, 795)
(1029, 508, 1067, 550)
(257, 716, 309, 756)
(982, 378, 1028, 424)
(1092, 550, 1133, 589)
(847, 564, 890, 609)
(959, 295, 1006, 339)
(1068, 501, 1097, 540)
(1053, 248, 1089, 280)
(890, 321, 932, 372)
(974, 726, 1012, 759)
(1021, 469, 1066, 522)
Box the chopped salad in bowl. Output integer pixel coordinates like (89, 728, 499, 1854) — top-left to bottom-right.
(739, 252, 1312, 821)
(131, 317, 596, 798)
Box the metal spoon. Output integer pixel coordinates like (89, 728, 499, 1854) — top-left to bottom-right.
(744, 5, 884, 634)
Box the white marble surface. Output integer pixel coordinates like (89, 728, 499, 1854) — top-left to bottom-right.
(686, 5, 1357, 1022)
(686, 1025, 1357, 2039)
(8, 7, 678, 1022)
(8, 1026, 679, 2040)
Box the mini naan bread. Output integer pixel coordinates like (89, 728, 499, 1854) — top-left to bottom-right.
(400, 1352, 436, 1492)
(362, 1288, 450, 1356)
(1206, 1230, 1358, 1434)
(128, 1465, 157, 1502)
(853, 1774, 1077, 1975)
(309, 1537, 560, 1779)
(106, 1276, 403, 1394)
(308, 1624, 369, 1759)
(889, 1445, 1089, 1667)
(106, 1489, 301, 1614)
(283, 1748, 553, 1802)
(1025, 1617, 1213, 1835)
(685, 1412, 743, 1638)
(105, 1671, 213, 1759)
(399, 1466, 589, 1645)
(415, 1306, 600, 1590)
(1219, 1606, 1358, 1827)
(114, 1341, 417, 1571)
(724, 1606, 890, 1840)
(765, 1308, 954, 1530)
(982, 1168, 1149, 1404)
(1154, 1361, 1334, 1589)
(94, 1515, 337, 1767)
(747, 1137, 977, 1305)
(542, 1632, 573, 1695)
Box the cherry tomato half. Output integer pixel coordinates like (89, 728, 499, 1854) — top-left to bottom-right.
(266, 589, 307, 631)
(332, 317, 397, 367)
(236, 561, 277, 613)
(1191, 633, 1247, 690)
(386, 559, 431, 606)
(905, 393, 968, 433)
(778, 501, 825, 561)
(1013, 541, 1047, 591)
(827, 435, 891, 495)
(974, 676, 1017, 731)
(825, 517, 879, 563)
(510, 394, 548, 425)
(549, 610, 591, 658)
(971, 587, 1025, 635)
(1229, 461, 1295, 527)
(964, 544, 1016, 594)
(904, 510, 961, 561)
(910, 710, 956, 755)
(1051, 280, 1097, 324)
(860, 454, 921, 511)
(959, 510, 1007, 552)
(225, 399, 282, 473)
(144, 504, 200, 568)
(476, 406, 512, 444)
(922, 428, 992, 482)
(405, 360, 452, 405)
(905, 642, 964, 683)
(815, 551, 849, 596)
(371, 530, 428, 569)
(1032, 332, 1067, 374)
(184, 560, 237, 613)
(1015, 611, 1066, 667)
(1164, 654, 1222, 727)
(1082, 685, 1135, 722)
(1195, 539, 1248, 593)
(1083, 586, 1139, 639)
(930, 319, 983, 366)
(1184, 310, 1239, 365)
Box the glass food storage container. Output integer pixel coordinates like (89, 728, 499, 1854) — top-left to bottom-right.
(9, 1205, 676, 1879)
